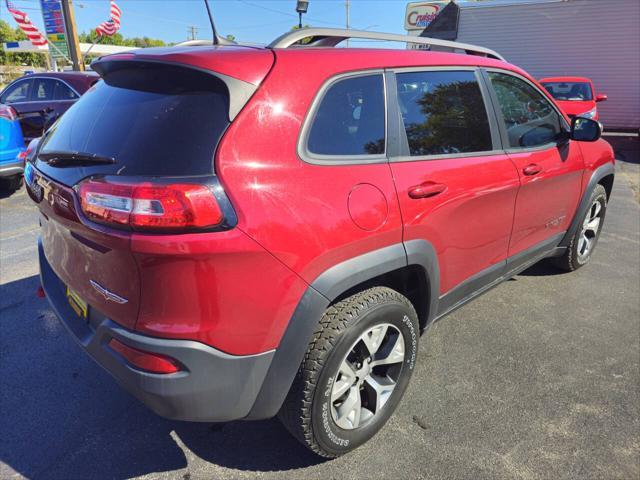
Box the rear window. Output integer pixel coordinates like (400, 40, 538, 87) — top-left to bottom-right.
(38, 64, 230, 176)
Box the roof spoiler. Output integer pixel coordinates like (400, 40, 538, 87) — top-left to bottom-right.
(91, 57, 257, 121)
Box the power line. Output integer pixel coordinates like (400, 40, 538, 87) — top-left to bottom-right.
(187, 25, 199, 40)
(234, 0, 345, 27)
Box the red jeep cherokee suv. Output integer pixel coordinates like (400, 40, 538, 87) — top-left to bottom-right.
(26, 29, 615, 458)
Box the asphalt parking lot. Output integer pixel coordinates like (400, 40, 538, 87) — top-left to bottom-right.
(1, 137, 638, 480)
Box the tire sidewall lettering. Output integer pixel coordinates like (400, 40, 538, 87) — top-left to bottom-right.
(315, 307, 418, 450)
(402, 314, 417, 370)
(321, 375, 350, 447)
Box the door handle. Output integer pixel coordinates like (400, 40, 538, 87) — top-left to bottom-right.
(408, 181, 447, 199)
(523, 163, 542, 176)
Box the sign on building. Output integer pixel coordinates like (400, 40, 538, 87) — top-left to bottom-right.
(405, 2, 450, 30)
(405, 1, 450, 49)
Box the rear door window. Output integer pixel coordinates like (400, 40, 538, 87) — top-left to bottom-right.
(38, 64, 230, 177)
(396, 70, 493, 156)
(306, 74, 385, 157)
(31, 78, 56, 102)
(488, 72, 563, 149)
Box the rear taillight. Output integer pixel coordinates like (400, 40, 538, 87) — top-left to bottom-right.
(0, 104, 17, 121)
(77, 178, 224, 231)
(18, 150, 28, 166)
(109, 338, 181, 374)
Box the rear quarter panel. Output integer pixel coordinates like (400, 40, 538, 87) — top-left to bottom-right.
(215, 50, 410, 285)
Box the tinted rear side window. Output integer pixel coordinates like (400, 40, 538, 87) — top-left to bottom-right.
(31, 78, 56, 101)
(307, 74, 385, 157)
(39, 64, 229, 176)
(396, 70, 493, 156)
(53, 80, 79, 100)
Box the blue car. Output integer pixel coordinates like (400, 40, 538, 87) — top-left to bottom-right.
(0, 103, 26, 191)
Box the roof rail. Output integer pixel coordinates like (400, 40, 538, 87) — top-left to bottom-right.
(268, 28, 505, 61)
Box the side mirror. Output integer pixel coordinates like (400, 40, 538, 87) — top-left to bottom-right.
(595, 94, 608, 103)
(571, 117, 602, 142)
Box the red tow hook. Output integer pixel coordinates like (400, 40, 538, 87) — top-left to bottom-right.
(36, 286, 46, 298)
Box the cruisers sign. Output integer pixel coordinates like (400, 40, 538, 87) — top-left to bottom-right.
(404, 1, 449, 31)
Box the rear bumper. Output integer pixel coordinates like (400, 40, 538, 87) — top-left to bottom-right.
(0, 158, 23, 178)
(38, 239, 275, 422)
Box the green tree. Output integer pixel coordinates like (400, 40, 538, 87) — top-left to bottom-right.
(78, 31, 166, 48)
(0, 20, 46, 67)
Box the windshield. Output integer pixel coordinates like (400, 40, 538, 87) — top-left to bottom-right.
(541, 82, 593, 101)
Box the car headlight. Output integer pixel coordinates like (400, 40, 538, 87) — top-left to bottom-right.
(579, 107, 597, 119)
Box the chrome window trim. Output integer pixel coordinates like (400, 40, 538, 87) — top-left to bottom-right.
(392, 149, 507, 164)
(297, 69, 388, 166)
(483, 67, 571, 153)
(389, 66, 501, 162)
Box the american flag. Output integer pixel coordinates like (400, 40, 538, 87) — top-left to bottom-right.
(5, 0, 48, 47)
(95, 0, 122, 37)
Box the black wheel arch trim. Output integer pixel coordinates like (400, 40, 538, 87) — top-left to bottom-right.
(560, 162, 614, 247)
(246, 240, 440, 420)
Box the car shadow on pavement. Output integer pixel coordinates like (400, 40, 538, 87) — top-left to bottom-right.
(517, 258, 568, 277)
(0, 181, 22, 199)
(0, 275, 323, 480)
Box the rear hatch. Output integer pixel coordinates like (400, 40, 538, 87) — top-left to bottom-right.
(31, 47, 273, 330)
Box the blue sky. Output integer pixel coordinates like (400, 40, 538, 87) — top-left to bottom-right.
(2, 0, 411, 45)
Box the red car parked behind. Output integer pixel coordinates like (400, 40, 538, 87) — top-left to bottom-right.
(539, 76, 607, 121)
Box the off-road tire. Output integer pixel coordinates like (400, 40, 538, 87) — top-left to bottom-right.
(554, 183, 607, 271)
(278, 287, 419, 458)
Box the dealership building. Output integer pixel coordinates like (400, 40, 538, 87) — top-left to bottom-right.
(405, 0, 640, 132)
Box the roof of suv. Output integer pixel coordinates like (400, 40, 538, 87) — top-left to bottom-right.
(95, 44, 519, 86)
(97, 46, 274, 85)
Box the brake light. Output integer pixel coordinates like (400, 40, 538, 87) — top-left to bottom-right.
(109, 338, 181, 374)
(0, 104, 17, 121)
(77, 178, 224, 231)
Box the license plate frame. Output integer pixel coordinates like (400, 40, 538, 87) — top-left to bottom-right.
(66, 286, 88, 320)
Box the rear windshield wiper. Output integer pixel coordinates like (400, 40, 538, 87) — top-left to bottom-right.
(38, 151, 116, 167)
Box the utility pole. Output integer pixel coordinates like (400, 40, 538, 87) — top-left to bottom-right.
(345, 0, 350, 47)
(187, 25, 199, 41)
(60, 0, 84, 71)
